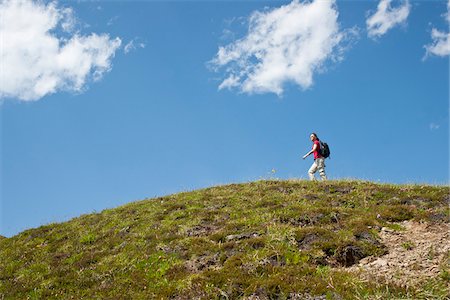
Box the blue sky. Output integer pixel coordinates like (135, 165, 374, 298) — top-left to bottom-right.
(1, 0, 448, 237)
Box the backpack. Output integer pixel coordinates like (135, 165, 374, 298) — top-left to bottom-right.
(319, 141, 330, 158)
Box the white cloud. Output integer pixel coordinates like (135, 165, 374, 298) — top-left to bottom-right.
(210, 0, 353, 96)
(425, 29, 450, 57)
(124, 39, 146, 54)
(366, 0, 411, 38)
(60, 7, 76, 33)
(424, 0, 450, 58)
(0, 0, 122, 102)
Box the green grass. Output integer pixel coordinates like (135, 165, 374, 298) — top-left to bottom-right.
(401, 241, 415, 251)
(0, 180, 448, 299)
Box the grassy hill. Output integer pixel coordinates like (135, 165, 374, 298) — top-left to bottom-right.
(0, 180, 448, 299)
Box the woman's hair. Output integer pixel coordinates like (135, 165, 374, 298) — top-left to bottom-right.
(311, 132, 318, 139)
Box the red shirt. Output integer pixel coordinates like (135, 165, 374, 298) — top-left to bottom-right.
(313, 140, 322, 159)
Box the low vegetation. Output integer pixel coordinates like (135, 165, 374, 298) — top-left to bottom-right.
(0, 180, 448, 299)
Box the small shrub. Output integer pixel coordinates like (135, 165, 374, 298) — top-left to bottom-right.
(79, 233, 96, 245)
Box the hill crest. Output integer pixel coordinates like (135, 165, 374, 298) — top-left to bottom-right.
(0, 180, 448, 299)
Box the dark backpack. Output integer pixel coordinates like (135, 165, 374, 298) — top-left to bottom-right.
(319, 141, 330, 158)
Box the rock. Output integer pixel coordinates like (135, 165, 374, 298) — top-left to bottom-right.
(225, 232, 260, 242)
(287, 292, 337, 300)
(118, 226, 131, 236)
(381, 227, 394, 233)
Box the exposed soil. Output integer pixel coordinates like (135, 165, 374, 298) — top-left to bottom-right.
(346, 220, 450, 288)
(185, 224, 219, 237)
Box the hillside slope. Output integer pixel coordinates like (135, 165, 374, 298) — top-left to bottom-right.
(0, 180, 448, 299)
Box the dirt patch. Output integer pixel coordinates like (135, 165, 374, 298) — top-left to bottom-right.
(297, 233, 321, 250)
(303, 194, 320, 201)
(324, 186, 353, 194)
(275, 186, 294, 195)
(185, 224, 218, 237)
(185, 253, 220, 273)
(346, 220, 450, 287)
(334, 244, 365, 267)
(279, 213, 334, 227)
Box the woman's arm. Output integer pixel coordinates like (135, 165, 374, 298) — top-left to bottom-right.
(302, 143, 318, 159)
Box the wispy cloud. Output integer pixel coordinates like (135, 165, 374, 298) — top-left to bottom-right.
(366, 0, 410, 38)
(210, 0, 355, 96)
(429, 123, 441, 131)
(424, 0, 450, 58)
(107, 16, 119, 26)
(0, 0, 121, 102)
(124, 39, 146, 54)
